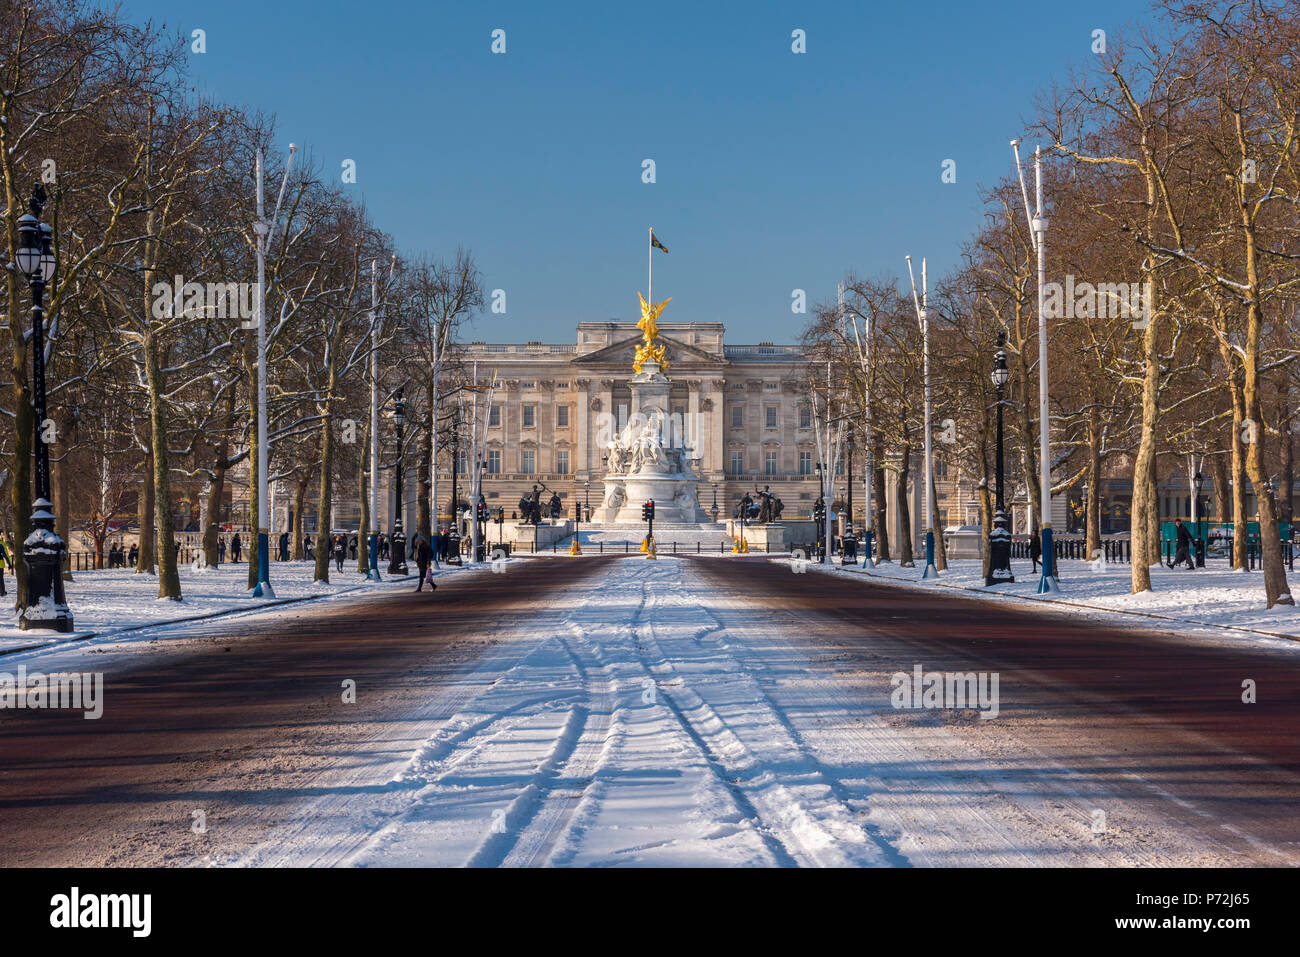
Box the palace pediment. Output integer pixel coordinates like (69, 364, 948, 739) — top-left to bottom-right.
(573, 335, 725, 369)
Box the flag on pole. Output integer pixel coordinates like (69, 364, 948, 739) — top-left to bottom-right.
(651, 232, 669, 254)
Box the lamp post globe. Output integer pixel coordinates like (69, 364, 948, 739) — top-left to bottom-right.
(986, 334, 1014, 587)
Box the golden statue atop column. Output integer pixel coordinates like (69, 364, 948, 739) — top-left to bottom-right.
(634, 292, 671, 375)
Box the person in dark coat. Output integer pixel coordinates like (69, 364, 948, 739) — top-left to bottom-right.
(1029, 530, 1041, 573)
(231, 533, 243, 562)
(348, 535, 357, 560)
(414, 534, 436, 592)
(303, 534, 313, 560)
(279, 532, 290, 562)
(1170, 517, 1196, 569)
(217, 537, 226, 564)
(129, 543, 139, 566)
(333, 534, 346, 572)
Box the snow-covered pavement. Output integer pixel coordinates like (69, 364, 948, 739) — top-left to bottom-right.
(0, 561, 417, 654)
(817, 556, 1300, 640)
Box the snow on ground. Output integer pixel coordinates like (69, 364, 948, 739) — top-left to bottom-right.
(0, 560, 422, 655)
(238, 555, 1285, 867)
(810, 555, 1300, 642)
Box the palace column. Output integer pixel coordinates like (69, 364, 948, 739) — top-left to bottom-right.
(575, 377, 592, 479)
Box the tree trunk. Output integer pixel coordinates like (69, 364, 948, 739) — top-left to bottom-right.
(1129, 286, 1160, 593)
(1229, 380, 1249, 570)
(1278, 379, 1293, 525)
(1086, 403, 1102, 559)
(313, 390, 336, 584)
(1243, 308, 1292, 606)
(136, 448, 156, 574)
(897, 446, 914, 567)
(292, 474, 308, 560)
(1211, 451, 1229, 535)
(144, 335, 181, 599)
(419, 380, 434, 541)
(872, 441, 890, 561)
(54, 436, 73, 582)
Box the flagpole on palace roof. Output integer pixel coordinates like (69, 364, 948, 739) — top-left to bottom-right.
(648, 225, 653, 307)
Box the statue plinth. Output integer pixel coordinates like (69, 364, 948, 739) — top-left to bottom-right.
(596, 360, 709, 524)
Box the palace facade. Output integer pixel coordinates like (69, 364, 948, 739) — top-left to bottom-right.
(446, 321, 821, 522)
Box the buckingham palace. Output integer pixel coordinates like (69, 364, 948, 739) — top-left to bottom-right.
(442, 320, 821, 521)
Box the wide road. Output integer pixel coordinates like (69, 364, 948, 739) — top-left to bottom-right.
(0, 554, 1296, 866)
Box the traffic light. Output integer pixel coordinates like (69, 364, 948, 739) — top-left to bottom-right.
(642, 500, 655, 521)
(476, 500, 489, 523)
(813, 498, 826, 523)
(495, 507, 504, 525)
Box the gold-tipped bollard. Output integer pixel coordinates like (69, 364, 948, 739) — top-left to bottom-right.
(645, 537, 657, 560)
(569, 536, 582, 555)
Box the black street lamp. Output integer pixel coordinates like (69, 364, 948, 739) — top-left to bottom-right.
(16, 185, 72, 631)
(986, 334, 1014, 587)
(387, 388, 408, 575)
(711, 481, 719, 522)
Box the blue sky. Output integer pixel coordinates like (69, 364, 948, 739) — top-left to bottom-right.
(128, 0, 1150, 343)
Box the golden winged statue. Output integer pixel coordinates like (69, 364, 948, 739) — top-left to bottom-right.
(634, 292, 671, 374)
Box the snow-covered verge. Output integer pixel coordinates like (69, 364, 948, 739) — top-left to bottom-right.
(0, 561, 425, 654)
(806, 556, 1300, 641)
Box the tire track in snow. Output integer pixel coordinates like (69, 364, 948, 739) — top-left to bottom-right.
(621, 561, 891, 866)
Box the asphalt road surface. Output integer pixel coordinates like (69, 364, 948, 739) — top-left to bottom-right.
(0, 555, 1295, 866)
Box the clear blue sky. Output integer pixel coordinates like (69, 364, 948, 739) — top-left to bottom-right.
(129, 0, 1149, 344)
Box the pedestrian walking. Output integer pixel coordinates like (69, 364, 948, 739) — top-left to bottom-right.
(1029, 531, 1041, 574)
(217, 537, 226, 564)
(279, 532, 290, 562)
(414, 534, 435, 593)
(129, 543, 139, 566)
(0, 537, 9, 596)
(303, 534, 314, 561)
(1170, 517, 1196, 569)
(231, 533, 243, 562)
(333, 534, 346, 572)
(348, 535, 357, 560)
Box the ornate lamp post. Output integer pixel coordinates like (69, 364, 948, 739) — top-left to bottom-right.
(711, 481, 719, 522)
(387, 388, 408, 575)
(16, 185, 72, 632)
(986, 334, 1014, 587)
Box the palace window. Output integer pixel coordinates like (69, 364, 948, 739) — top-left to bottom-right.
(799, 451, 812, 475)
(765, 406, 778, 429)
(556, 450, 570, 474)
(522, 450, 535, 474)
(731, 406, 743, 428)
(765, 451, 778, 475)
(556, 405, 569, 428)
(799, 407, 812, 429)
(730, 451, 745, 475)
(486, 450, 500, 474)
(489, 404, 501, 428)
(522, 404, 536, 428)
